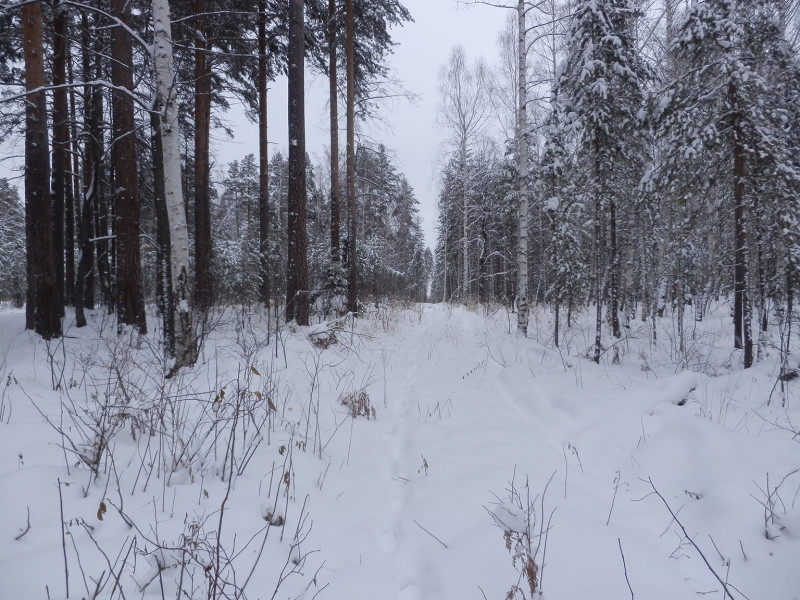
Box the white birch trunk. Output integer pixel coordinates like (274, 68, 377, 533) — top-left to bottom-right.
(463, 152, 470, 302)
(152, 0, 195, 370)
(516, 0, 529, 335)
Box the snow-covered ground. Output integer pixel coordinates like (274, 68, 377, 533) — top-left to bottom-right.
(0, 302, 798, 599)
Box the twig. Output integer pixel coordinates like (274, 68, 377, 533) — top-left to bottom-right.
(618, 538, 634, 600)
(648, 478, 735, 600)
(412, 518, 448, 549)
(58, 479, 70, 599)
(738, 540, 747, 562)
(15, 505, 31, 541)
(708, 534, 726, 562)
(607, 471, 621, 526)
(211, 396, 239, 598)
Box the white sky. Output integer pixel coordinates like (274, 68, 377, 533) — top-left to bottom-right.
(216, 0, 510, 250)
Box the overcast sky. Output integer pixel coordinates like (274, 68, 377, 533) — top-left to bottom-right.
(216, 0, 510, 249)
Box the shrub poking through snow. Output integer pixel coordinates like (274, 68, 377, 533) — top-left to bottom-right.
(487, 472, 556, 599)
(340, 389, 376, 419)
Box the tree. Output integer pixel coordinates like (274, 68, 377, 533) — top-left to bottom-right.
(258, 0, 271, 308)
(539, 105, 586, 346)
(214, 155, 261, 303)
(51, 0, 68, 316)
(0, 179, 25, 307)
(194, 0, 213, 311)
(515, 0, 529, 334)
(153, 0, 196, 371)
(327, 0, 342, 266)
(22, 0, 60, 339)
(345, 0, 357, 313)
(286, 0, 309, 325)
(110, 0, 147, 333)
(556, 0, 648, 363)
(75, 11, 100, 329)
(436, 46, 493, 303)
(656, 0, 800, 368)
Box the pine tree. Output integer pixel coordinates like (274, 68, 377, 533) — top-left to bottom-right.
(287, 0, 309, 325)
(23, 0, 61, 339)
(556, 0, 648, 363)
(110, 0, 147, 333)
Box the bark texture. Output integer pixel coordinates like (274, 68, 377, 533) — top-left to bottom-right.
(516, 0, 529, 335)
(258, 0, 270, 307)
(286, 0, 309, 325)
(23, 1, 61, 338)
(194, 0, 213, 311)
(329, 0, 341, 264)
(345, 0, 358, 313)
(111, 0, 147, 333)
(153, 0, 196, 370)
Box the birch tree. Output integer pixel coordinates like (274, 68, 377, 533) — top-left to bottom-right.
(436, 46, 492, 303)
(153, 0, 196, 371)
(515, 0, 530, 334)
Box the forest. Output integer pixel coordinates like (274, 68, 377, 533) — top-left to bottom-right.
(0, 0, 427, 372)
(1, 1, 800, 599)
(0, 0, 799, 378)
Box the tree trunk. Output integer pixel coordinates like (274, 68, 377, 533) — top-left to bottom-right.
(52, 1, 68, 317)
(92, 27, 113, 314)
(329, 0, 341, 264)
(478, 217, 488, 304)
(286, 0, 309, 325)
(516, 0, 529, 335)
(110, 0, 147, 334)
(258, 0, 271, 308)
(153, 0, 196, 371)
(23, 1, 61, 339)
(345, 0, 358, 314)
(593, 139, 602, 363)
(66, 39, 78, 307)
(730, 82, 752, 368)
(462, 157, 469, 302)
(150, 108, 174, 360)
(610, 196, 620, 339)
(194, 0, 213, 311)
(549, 203, 559, 347)
(75, 12, 97, 327)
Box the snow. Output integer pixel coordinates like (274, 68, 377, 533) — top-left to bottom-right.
(0, 303, 798, 599)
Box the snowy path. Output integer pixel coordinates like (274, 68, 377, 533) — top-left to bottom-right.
(312, 307, 571, 599)
(307, 305, 800, 600)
